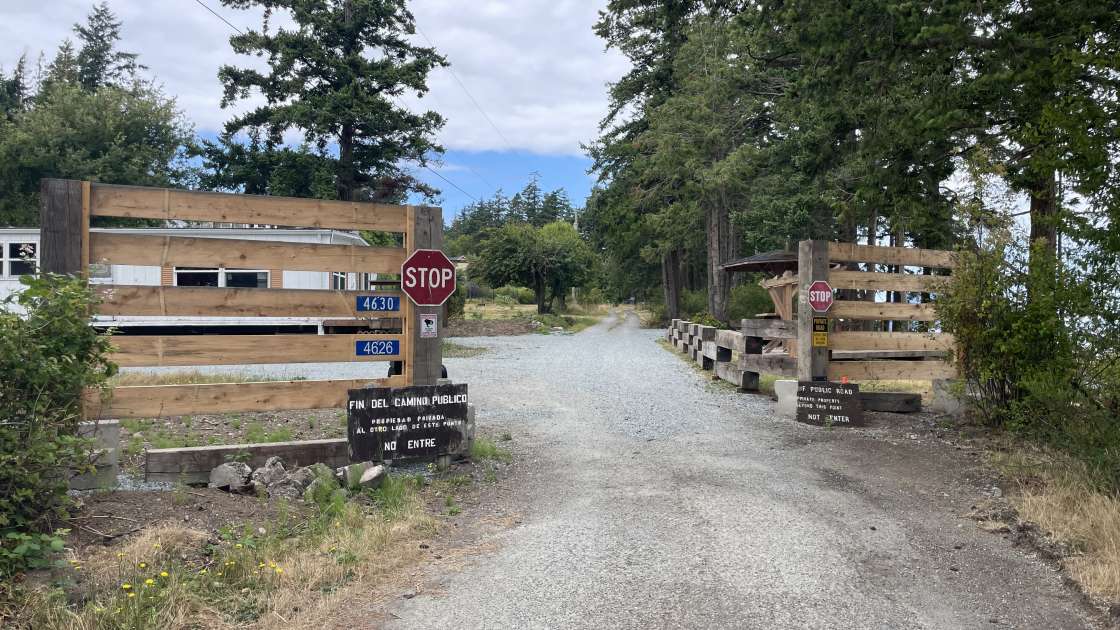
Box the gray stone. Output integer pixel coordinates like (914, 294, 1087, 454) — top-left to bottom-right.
(209, 462, 251, 492)
(337, 461, 374, 488)
(774, 380, 798, 418)
(250, 456, 286, 487)
(930, 379, 964, 415)
(359, 465, 387, 489)
(267, 466, 316, 500)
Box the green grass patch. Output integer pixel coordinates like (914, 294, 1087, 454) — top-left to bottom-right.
(469, 437, 512, 463)
(441, 340, 488, 358)
(109, 370, 288, 387)
(243, 422, 294, 444)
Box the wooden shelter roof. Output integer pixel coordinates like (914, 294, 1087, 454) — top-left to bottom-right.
(720, 250, 799, 275)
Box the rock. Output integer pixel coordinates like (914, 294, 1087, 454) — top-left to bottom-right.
(303, 475, 341, 504)
(530, 320, 543, 329)
(550, 326, 565, 332)
(359, 465, 387, 489)
(336, 461, 374, 489)
(267, 466, 316, 500)
(250, 456, 286, 487)
(990, 486, 1003, 498)
(208, 462, 251, 492)
(249, 480, 268, 497)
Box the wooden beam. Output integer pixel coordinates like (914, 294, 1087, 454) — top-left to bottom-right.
(39, 179, 85, 275)
(828, 360, 956, 381)
(110, 334, 403, 367)
(828, 242, 956, 269)
(798, 240, 829, 381)
(145, 438, 350, 484)
(715, 361, 758, 391)
(739, 353, 797, 377)
(830, 301, 939, 321)
(90, 232, 405, 275)
(91, 183, 409, 233)
(741, 318, 796, 340)
(828, 271, 948, 293)
(95, 285, 402, 318)
(714, 329, 745, 353)
(407, 205, 444, 386)
(830, 332, 955, 352)
(83, 377, 404, 419)
(860, 392, 922, 413)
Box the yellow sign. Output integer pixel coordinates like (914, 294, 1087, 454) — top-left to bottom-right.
(812, 332, 829, 347)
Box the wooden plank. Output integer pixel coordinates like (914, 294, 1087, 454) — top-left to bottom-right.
(91, 183, 408, 232)
(145, 438, 350, 484)
(828, 242, 956, 269)
(95, 285, 402, 318)
(83, 377, 405, 419)
(110, 334, 403, 367)
(828, 271, 948, 293)
(798, 240, 829, 381)
(830, 332, 955, 352)
(408, 205, 444, 386)
(714, 329, 745, 353)
(715, 361, 759, 391)
(39, 179, 85, 274)
(90, 232, 405, 275)
(741, 319, 796, 340)
(694, 325, 717, 342)
(739, 354, 797, 377)
(830, 301, 939, 321)
(80, 181, 91, 277)
(828, 360, 956, 381)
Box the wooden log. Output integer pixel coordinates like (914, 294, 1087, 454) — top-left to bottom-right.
(83, 377, 405, 419)
(110, 334, 403, 367)
(830, 301, 939, 321)
(145, 439, 350, 484)
(715, 361, 759, 391)
(95, 285, 402, 318)
(798, 240, 829, 381)
(828, 242, 956, 269)
(741, 318, 796, 340)
(407, 205, 444, 386)
(828, 271, 947, 293)
(859, 392, 922, 413)
(828, 360, 956, 381)
(694, 325, 717, 341)
(91, 183, 408, 232)
(90, 232, 405, 275)
(830, 331, 955, 352)
(702, 340, 731, 363)
(714, 329, 745, 353)
(739, 354, 798, 377)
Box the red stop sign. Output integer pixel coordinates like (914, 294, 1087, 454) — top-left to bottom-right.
(808, 280, 834, 312)
(401, 249, 457, 306)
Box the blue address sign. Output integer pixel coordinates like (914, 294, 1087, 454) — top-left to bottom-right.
(355, 340, 400, 357)
(356, 295, 400, 312)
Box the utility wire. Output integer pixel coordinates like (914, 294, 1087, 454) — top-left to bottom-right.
(391, 93, 493, 196)
(415, 24, 516, 152)
(192, 0, 481, 203)
(192, 0, 244, 35)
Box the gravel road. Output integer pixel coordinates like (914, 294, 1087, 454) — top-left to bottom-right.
(360, 310, 1102, 630)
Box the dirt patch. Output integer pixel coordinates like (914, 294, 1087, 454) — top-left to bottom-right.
(446, 319, 536, 337)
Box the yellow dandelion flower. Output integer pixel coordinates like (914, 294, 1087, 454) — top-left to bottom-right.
(160, 571, 169, 578)
(144, 579, 155, 586)
(74, 566, 82, 571)
(216, 572, 223, 577)
(138, 562, 147, 569)
(116, 553, 124, 559)
(235, 543, 243, 549)
(258, 562, 265, 568)
(69, 559, 78, 565)
(152, 543, 161, 548)
(198, 568, 208, 575)
(274, 568, 283, 575)
(127, 593, 135, 599)
(268, 562, 276, 568)
(121, 584, 132, 590)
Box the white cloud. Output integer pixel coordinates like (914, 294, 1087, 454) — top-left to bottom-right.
(0, 0, 629, 156)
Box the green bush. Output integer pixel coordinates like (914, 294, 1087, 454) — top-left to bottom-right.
(727, 282, 773, 322)
(680, 289, 707, 318)
(446, 271, 466, 320)
(0, 274, 116, 578)
(937, 232, 1120, 488)
(495, 285, 535, 305)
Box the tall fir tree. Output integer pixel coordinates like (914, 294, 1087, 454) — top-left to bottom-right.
(74, 2, 143, 90)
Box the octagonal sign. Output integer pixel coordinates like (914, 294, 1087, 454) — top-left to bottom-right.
(401, 249, 457, 306)
(808, 280, 834, 313)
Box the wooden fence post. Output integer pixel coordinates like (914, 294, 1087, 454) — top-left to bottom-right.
(39, 179, 87, 275)
(797, 240, 829, 381)
(406, 205, 445, 386)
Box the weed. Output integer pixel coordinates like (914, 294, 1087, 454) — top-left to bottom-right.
(441, 340, 488, 358)
(469, 438, 512, 464)
(500, 432, 513, 442)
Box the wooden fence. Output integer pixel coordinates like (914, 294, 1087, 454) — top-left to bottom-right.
(666, 239, 957, 395)
(39, 179, 444, 421)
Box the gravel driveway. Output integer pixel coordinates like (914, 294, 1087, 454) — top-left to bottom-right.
(358, 310, 1104, 629)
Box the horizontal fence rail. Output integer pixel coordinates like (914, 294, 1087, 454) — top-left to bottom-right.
(95, 286, 402, 318)
(110, 334, 403, 367)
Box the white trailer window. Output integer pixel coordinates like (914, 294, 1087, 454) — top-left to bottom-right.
(2, 242, 37, 278)
(175, 267, 269, 288)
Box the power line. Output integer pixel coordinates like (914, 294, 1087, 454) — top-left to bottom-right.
(192, 0, 244, 35)
(391, 93, 494, 194)
(415, 24, 516, 153)
(419, 163, 478, 203)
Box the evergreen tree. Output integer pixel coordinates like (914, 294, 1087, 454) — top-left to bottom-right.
(216, 0, 447, 202)
(74, 2, 142, 90)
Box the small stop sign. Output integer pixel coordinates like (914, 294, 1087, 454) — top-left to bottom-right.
(808, 280, 834, 313)
(401, 249, 457, 306)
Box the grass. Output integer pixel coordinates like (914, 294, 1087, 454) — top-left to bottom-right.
(441, 340, 488, 358)
(460, 298, 607, 334)
(243, 422, 294, 445)
(991, 448, 1120, 603)
(469, 437, 512, 464)
(9, 476, 437, 629)
(109, 371, 288, 387)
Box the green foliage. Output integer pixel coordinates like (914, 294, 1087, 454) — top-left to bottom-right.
(468, 438, 511, 464)
(216, 0, 447, 202)
(727, 283, 773, 323)
(445, 271, 466, 320)
(938, 231, 1120, 488)
(472, 221, 595, 314)
(679, 289, 707, 319)
(73, 1, 142, 90)
(0, 275, 116, 577)
(445, 176, 579, 254)
(494, 286, 535, 305)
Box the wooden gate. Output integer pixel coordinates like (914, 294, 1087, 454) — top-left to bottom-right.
(38, 179, 444, 421)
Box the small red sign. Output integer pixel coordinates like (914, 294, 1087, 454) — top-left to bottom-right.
(401, 249, 457, 306)
(808, 280, 834, 313)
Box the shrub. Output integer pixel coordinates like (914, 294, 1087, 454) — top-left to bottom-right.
(495, 285, 535, 305)
(680, 289, 707, 318)
(0, 274, 116, 577)
(727, 282, 774, 322)
(446, 271, 466, 320)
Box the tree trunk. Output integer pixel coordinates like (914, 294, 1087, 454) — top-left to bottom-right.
(1027, 169, 1058, 301)
(706, 197, 736, 323)
(662, 249, 683, 320)
(338, 124, 355, 201)
(534, 275, 550, 314)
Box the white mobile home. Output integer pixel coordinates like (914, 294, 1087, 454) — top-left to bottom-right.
(0, 227, 383, 331)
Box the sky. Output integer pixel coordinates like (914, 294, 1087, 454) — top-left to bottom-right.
(0, 0, 630, 219)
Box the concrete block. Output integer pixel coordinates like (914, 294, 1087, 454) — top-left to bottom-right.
(775, 380, 798, 418)
(71, 420, 120, 490)
(930, 379, 964, 415)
